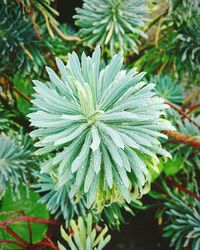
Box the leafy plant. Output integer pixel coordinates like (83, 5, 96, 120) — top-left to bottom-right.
(74, 0, 149, 55)
(150, 75, 184, 104)
(168, 0, 199, 23)
(17, 0, 58, 27)
(29, 47, 173, 208)
(102, 202, 135, 229)
(0, 1, 45, 74)
(0, 108, 13, 132)
(33, 172, 87, 226)
(1, 1, 200, 249)
(166, 115, 200, 169)
(163, 191, 200, 250)
(0, 131, 34, 199)
(59, 213, 111, 250)
(176, 14, 200, 72)
(0, 186, 54, 249)
(136, 2, 200, 85)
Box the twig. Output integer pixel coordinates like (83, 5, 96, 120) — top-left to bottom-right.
(39, 7, 55, 38)
(29, 0, 41, 41)
(0, 240, 24, 248)
(163, 130, 200, 151)
(0, 210, 32, 244)
(144, 8, 169, 33)
(50, 20, 81, 42)
(12, 86, 31, 103)
(165, 100, 200, 129)
(5, 226, 28, 246)
(3, 79, 31, 103)
(154, 16, 163, 47)
(185, 104, 200, 115)
(157, 60, 168, 75)
(0, 216, 61, 227)
(167, 176, 200, 202)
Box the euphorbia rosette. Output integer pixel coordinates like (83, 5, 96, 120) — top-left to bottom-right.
(74, 0, 149, 55)
(28, 47, 173, 207)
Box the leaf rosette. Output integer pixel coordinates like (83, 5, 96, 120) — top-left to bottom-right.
(74, 0, 149, 55)
(29, 47, 173, 207)
(0, 132, 33, 199)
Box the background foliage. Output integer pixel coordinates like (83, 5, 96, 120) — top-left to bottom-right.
(0, 0, 199, 250)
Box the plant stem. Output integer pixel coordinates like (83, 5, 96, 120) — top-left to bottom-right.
(29, 0, 41, 41)
(12, 86, 31, 103)
(50, 20, 81, 42)
(144, 8, 169, 33)
(167, 176, 200, 202)
(5, 226, 28, 246)
(185, 104, 200, 115)
(0, 210, 32, 244)
(163, 130, 200, 150)
(4, 79, 31, 103)
(0, 240, 24, 248)
(165, 100, 200, 129)
(0, 216, 61, 227)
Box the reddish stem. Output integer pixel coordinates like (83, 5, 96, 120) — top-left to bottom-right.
(165, 100, 200, 129)
(163, 130, 200, 151)
(168, 176, 200, 202)
(5, 226, 28, 246)
(0, 210, 32, 244)
(185, 104, 200, 115)
(0, 216, 61, 227)
(33, 236, 59, 250)
(12, 86, 31, 103)
(29, 0, 41, 41)
(0, 239, 24, 248)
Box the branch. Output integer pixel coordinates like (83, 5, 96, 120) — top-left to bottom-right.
(167, 176, 200, 202)
(0, 216, 61, 227)
(144, 8, 169, 33)
(12, 86, 31, 103)
(0, 240, 24, 248)
(50, 20, 81, 42)
(3, 79, 31, 103)
(5, 226, 28, 246)
(38, 236, 59, 250)
(0, 210, 32, 244)
(165, 100, 200, 129)
(163, 130, 200, 151)
(29, 0, 41, 41)
(185, 104, 200, 115)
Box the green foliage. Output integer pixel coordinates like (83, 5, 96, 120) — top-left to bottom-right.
(0, 131, 34, 199)
(163, 192, 200, 250)
(74, 0, 149, 55)
(29, 47, 173, 207)
(151, 75, 184, 104)
(0, 1, 45, 74)
(168, 0, 199, 22)
(12, 73, 33, 115)
(59, 213, 111, 250)
(1, 0, 200, 248)
(0, 185, 50, 247)
(161, 157, 183, 177)
(176, 14, 200, 72)
(17, 0, 58, 25)
(0, 108, 13, 132)
(33, 172, 87, 226)
(136, 1, 200, 86)
(45, 24, 77, 61)
(103, 202, 135, 229)
(167, 115, 200, 169)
